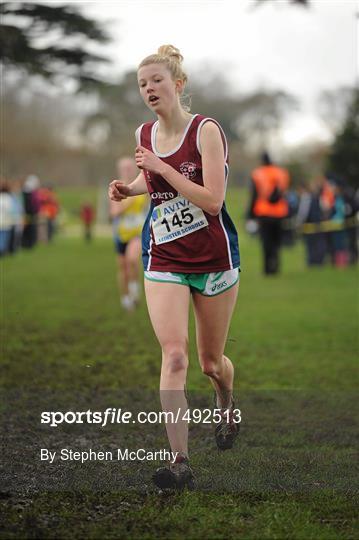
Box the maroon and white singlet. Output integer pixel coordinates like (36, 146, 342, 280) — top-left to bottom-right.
(137, 114, 240, 273)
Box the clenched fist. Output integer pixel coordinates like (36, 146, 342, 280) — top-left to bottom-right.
(135, 146, 166, 175)
(108, 180, 131, 201)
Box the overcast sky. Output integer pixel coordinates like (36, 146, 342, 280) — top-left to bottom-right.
(77, 1, 358, 145)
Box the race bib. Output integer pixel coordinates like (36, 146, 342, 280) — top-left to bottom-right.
(151, 195, 208, 245)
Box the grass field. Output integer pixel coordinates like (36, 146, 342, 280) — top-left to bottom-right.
(1, 189, 358, 539)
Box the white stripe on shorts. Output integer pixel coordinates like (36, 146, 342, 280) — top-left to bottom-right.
(144, 271, 182, 283)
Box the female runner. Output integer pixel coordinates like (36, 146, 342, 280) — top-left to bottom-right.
(109, 45, 240, 490)
(109, 157, 148, 310)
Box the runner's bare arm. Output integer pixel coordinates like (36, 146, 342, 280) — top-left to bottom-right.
(108, 171, 147, 202)
(135, 122, 225, 216)
(109, 198, 134, 216)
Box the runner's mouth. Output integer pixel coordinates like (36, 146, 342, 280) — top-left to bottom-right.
(149, 95, 159, 104)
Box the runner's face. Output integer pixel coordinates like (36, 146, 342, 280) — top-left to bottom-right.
(138, 64, 180, 113)
(117, 158, 137, 182)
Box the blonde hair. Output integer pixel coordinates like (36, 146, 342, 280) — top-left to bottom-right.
(138, 45, 190, 111)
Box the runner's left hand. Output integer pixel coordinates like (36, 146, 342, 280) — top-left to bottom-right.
(135, 146, 165, 175)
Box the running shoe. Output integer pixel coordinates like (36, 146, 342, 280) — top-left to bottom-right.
(214, 397, 240, 450)
(152, 453, 195, 490)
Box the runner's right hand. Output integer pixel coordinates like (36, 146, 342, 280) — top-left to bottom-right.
(108, 180, 130, 201)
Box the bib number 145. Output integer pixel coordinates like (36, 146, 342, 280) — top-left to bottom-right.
(151, 195, 208, 245)
(161, 208, 193, 233)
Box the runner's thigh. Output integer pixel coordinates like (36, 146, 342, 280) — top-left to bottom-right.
(192, 283, 239, 357)
(144, 280, 190, 347)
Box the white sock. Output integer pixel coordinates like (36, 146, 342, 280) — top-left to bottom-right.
(128, 281, 140, 302)
(121, 295, 134, 311)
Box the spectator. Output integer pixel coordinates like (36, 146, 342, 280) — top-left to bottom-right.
(22, 175, 40, 249)
(330, 182, 349, 268)
(296, 181, 327, 266)
(0, 181, 13, 257)
(343, 184, 359, 265)
(247, 151, 290, 275)
(9, 179, 24, 254)
(327, 174, 358, 265)
(80, 203, 95, 242)
(282, 189, 299, 247)
(38, 185, 59, 243)
(317, 176, 335, 262)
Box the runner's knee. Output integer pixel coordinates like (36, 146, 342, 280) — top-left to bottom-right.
(162, 344, 188, 374)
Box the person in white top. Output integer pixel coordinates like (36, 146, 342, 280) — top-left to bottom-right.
(0, 181, 14, 256)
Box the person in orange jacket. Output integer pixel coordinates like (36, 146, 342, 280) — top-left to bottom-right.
(38, 186, 59, 242)
(247, 151, 290, 275)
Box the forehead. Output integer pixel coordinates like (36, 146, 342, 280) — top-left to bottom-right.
(137, 63, 169, 81)
(118, 158, 134, 168)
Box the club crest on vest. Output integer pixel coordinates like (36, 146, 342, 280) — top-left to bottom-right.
(180, 162, 197, 180)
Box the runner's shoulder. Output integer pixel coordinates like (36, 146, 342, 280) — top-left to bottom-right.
(198, 119, 225, 152)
